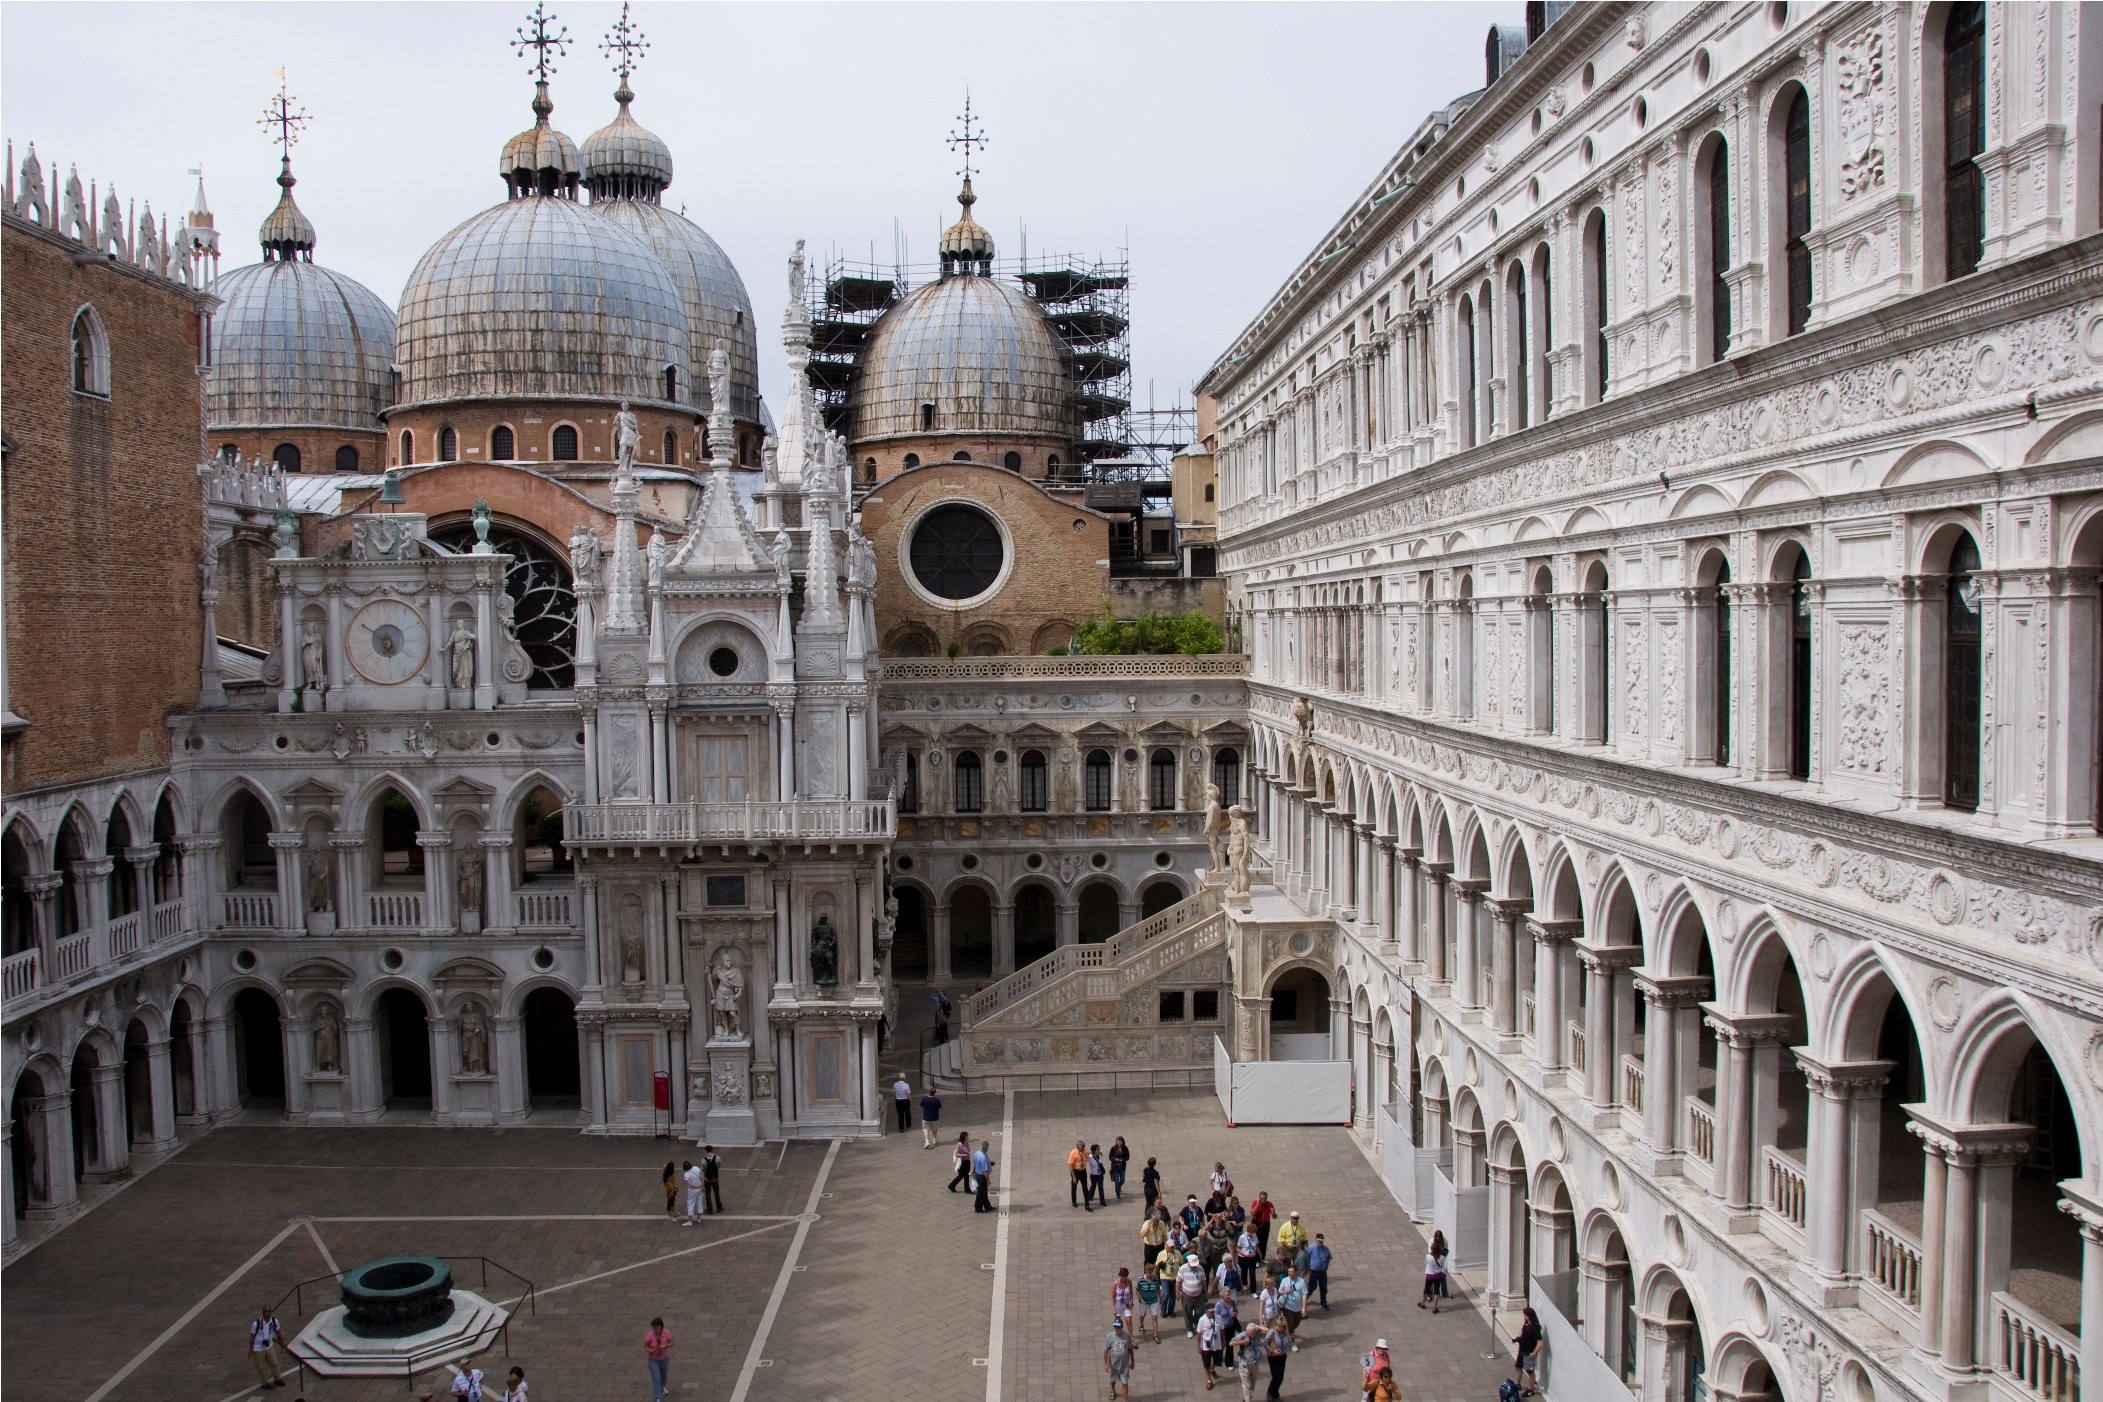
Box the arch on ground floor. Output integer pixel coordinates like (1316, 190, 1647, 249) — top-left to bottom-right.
(520, 985, 581, 1106)
(1262, 961, 1333, 1061)
(373, 985, 434, 1108)
(1076, 879, 1122, 943)
(888, 881, 931, 979)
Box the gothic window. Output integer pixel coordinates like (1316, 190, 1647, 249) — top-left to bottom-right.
(1085, 749, 1113, 812)
(1781, 87, 1813, 334)
(1582, 564, 1612, 742)
(1530, 245, 1553, 418)
(399, 429, 413, 465)
(1529, 565, 1556, 733)
(334, 444, 360, 473)
(490, 425, 515, 460)
(516, 786, 571, 882)
(1212, 747, 1242, 807)
(953, 751, 983, 814)
(551, 424, 580, 461)
(1583, 209, 1609, 404)
(899, 752, 920, 814)
(663, 429, 678, 465)
(1508, 265, 1529, 430)
(439, 426, 458, 462)
(1459, 295, 1479, 448)
(1704, 137, 1732, 363)
(2, 825, 33, 960)
(1943, 3, 1987, 280)
(908, 504, 1004, 602)
(1787, 549, 1813, 780)
(272, 443, 301, 472)
(1149, 747, 1178, 811)
(373, 788, 423, 882)
(70, 306, 109, 395)
(1019, 749, 1048, 812)
(1944, 532, 1983, 810)
(1455, 572, 1477, 718)
(429, 521, 577, 688)
(103, 806, 135, 919)
(151, 791, 180, 901)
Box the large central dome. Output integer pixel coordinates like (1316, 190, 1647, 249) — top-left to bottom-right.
(848, 271, 1075, 445)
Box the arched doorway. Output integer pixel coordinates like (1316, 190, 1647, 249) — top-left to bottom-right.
(169, 999, 199, 1119)
(1077, 881, 1120, 943)
(376, 989, 433, 1109)
(68, 1047, 96, 1183)
(1014, 883, 1056, 967)
(1140, 878, 1183, 918)
(123, 1019, 153, 1146)
(231, 989, 286, 1108)
(949, 886, 993, 978)
(9, 1068, 46, 1225)
(1267, 967, 1333, 1060)
(1643, 1269, 1705, 1402)
(890, 887, 928, 979)
(521, 988, 580, 1109)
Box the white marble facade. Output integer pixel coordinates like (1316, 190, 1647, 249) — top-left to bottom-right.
(1204, 4, 2103, 1401)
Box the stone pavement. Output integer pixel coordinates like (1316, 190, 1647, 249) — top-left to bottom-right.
(5, 1090, 1515, 1402)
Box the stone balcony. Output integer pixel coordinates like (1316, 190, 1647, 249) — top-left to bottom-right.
(564, 798, 896, 853)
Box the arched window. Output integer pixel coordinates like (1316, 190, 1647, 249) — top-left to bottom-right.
(1703, 137, 1732, 362)
(1084, 749, 1113, 812)
(374, 788, 424, 881)
(1459, 294, 1479, 448)
(953, 751, 983, 814)
(71, 306, 109, 395)
(899, 752, 920, 813)
(1787, 549, 1813, 780)
(862, 457, 877, 484)
(1530, 244, 1553, 420)
(1942, 2, 1987, 280)
(224, 792, 275, 891)
(663, 365, 679, 401)
(1507, 265, 1529, 431)
(1003, 451, 1022, 471)
(490, 425, 515, 460)
(1211, 747, 1242, 807)
(551, 424, 579, 461)
(1713, 563, 1733, 764)
(1203, 482, 1215, 502)
(272, 443, 301, 472)
(954, 451, 972, 462)
(334, 444, 360, 473)
(218, 443, 239, 464)
(663, 428, 678, 465)
(2, 826, 35, 960)
(1583, 564, 1612, 742)
(428, 520, 578, 689)
(104, 806, 136, 919)
(903, 453, 921, 470)
(1529, 565, 1556, 733)
(1944, 532, 1983, 809)
(516, 786, 571, 882)
(1048, 454, 1062, 475)
(399, 429, 413, 465)
(1455, 572, 1476, 718)
(1784, 87, 1813, 335)
(1149, 747, 1178, 811)
(438, 426, 458, 462)
(1583, 210, 1609, 404)
(1019, 749, 1048, 811)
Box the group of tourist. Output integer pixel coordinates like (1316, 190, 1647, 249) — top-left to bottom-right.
(660, 1149, 724, 1223)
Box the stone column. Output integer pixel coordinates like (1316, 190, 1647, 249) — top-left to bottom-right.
(27, 1091, 78, 1217)
(1398, 850, 1423, 966)
(1487, 1161, 1528, 1306)
(1632, 974, 1709, 1160)
(1452, 879, 1487, 1013)
(1351, 1014, 1373, 1131)
(418, 831, 452, 935)
(1373, 838, 1397, 952)
(480, 835, 515, 934)
(1795, 1055, 1893, 1293)
(429, 1014, 456, 1120)
(1353, 824, 1376, 930)
(1527, 919, 1581, 1072)
(1055, 900, 1079, 948)
(1702, 1008, 1795, 1213)
(23, 872, 61, 971)
(991, 902, 1015, 977)
(930, 904, 952, 979)
(1422, 863, 1451, 983)
(1907, 1111, 2033, 1373)
(2058, 1186, 2103, 1394)
(204, 1014, 240, 1123)
(268, 833, 305, 936)
(578, 875, 603, 988)
(138, 1035, 179, 1153)
(329, 832, 363, 933)
(856, 871, 878, 987)
(581, 1021, 606, 1131)
(494, 1013, 526, 1124)
(82, 1062, 130, 1182)
(125, 844, 159, 922)
(770, 877, 792, 997)
(342, 1015, 380, 1121)
(1487, 899, 1525, 1039)
(1575, 944, 1617, 1109)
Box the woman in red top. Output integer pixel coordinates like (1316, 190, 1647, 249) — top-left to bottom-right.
(643, 1317, 674, 1402)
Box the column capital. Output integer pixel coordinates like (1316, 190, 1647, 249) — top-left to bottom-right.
(1485, 897, 1529, 921)
(415, 830, 452, 849)
(2058, 1183, 2103, 1241)
(1632, 972, 1711, 1008)
(123, 844, 162, 866)
(22, 872, 65, 896)
(1904, 1106, 2035, 1166)
(1792, 1053, 1894, 1099)
(1575, 940, 1644, 973)
(1451, 877, 1489, 901)
(1699, 1006, 1795, 1047)
(265, 833, 305, 852)
(1524, 918, 1584, 946)
(73, 856, 117, 879)
(1421, 861, 1452, 885)
(478, 834, 515, 850)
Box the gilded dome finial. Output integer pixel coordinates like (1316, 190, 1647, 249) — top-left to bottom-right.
(255, 72, 315, 261)
(502, 4, 582, 197)
(600, 1, 648, 107)
(941, 91, 994, 274)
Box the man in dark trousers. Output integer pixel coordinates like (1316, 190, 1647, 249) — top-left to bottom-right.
(700, 1145, 724, 1215)
(972, 1139, 995, 1212)
(891, 1075, 913, 1132)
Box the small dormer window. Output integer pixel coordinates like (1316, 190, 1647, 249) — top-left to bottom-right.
(399, 429, 413, 465)
(664, 365, 679, 401)
(921, 403, 936, 432)
(273, 443, 302, 473)
(663, 428, 678, 465)
(335, 445, 360, 473)
(491, 425, 515, 460)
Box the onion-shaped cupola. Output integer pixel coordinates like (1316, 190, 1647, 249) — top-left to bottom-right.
(938, 176, 996, 277)
(258, 157, 316, 261)
(500, 81, 583, 198)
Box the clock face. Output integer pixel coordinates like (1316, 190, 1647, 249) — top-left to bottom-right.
(345, 599, 429, 685)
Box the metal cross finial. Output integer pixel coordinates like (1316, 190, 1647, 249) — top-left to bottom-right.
(256, 72, 309, 160)
(948, 91, 988, 182)
(513, 3, 570, 84)
(600, 1, 649, 86)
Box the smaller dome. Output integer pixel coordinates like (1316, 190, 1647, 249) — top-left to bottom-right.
(208, 259, 396, 430)
(258, 158, 316, 261)
(583, 84, 674, 199)
(938, 177, 995, 274)
(499, 82, 582, 198)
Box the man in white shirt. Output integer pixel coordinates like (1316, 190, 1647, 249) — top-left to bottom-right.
(1177, 1253, 1209, 1336)
(246, 1304, 286, 1389)
(891, 1075, 913, 1132)
(680, 1159, 703, 1225)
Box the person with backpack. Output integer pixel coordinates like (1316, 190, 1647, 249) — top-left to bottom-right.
(1230, 1318, 1269, 1402)
(1512, 1305, 1546, 1395)
(1420, 1230, 1450, 1312)
(245, 1304, 287, 1390)
(700, 1145, 724, 1215)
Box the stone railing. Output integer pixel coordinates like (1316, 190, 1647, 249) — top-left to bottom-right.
(150, 898, 183, 943)
(968, 884, 1223, 1023)
(1862, 1209, 1923, 1317)
(51, 930, 92, 980)
(1993, 1291, 2081, 1401)
(223, 891, 277, 929)
(1568, 1024, 1587, 1076)
(1620, 1054, 1645, 1115)
(3, 896, 197, 1010)
(1762, 1145, 1808, 1232)
(106, 910, 142, 959)
(367, 891, 423, 929)
(566, 799, 895, 846)
(882, 654, 1248, 682)
(1685, 1097, 1718, 1164)
(4, 947, 40, 1001)
(515, 887, 574, 931)
(1520, 992, 1536, 1039)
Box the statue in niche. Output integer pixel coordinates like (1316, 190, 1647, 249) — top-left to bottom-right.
(990, 759, 1011, 813)
(569, 525, 600, 586)
(305, 845, 333, 914)
(311, 1001, 341, 1073)
(880, 893, 898, 949)
(300, 621, 326, 690)
(457, 1000, 489, 1075)
(1225, 805, 1253, 902)
(809, 914, 839, 987)
(456, 851, 484, 915)
(1202, 782, 1226, 879)
(614, 400, 640, 475)
(646, 530, 666, 590)
(709, 949, 746, 1040)
(1053, 748, 1076, 810)
(447, 618, 476, 690)
(619, 897, 646, 983)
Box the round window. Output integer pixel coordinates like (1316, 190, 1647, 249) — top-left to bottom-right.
(908, 504, 1005, 601)
(708, 646, 740, 677)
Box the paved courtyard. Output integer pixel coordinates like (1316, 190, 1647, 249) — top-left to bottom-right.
(5, 1085, 1515, 1402)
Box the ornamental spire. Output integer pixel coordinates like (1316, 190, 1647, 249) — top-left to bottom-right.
(512, 2, 571, 123)
(255, 72, 315, 260)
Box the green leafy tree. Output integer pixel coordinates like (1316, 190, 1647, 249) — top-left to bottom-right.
(1070, 607, 1223, 656)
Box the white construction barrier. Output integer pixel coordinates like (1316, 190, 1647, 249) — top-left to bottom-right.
(1213, 1036, 1352, 1125)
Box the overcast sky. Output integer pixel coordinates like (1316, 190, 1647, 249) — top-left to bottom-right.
(3, 1, 1500, 416)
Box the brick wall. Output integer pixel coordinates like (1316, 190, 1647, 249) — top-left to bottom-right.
(208, 426, 384, 475)
(2, 218, 209, 794)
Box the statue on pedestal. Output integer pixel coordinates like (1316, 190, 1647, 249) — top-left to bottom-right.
(709, 949, 746, 1040)
(614, 400, 640, 476)
(458, 1000, 489, 1075)
(809, 914, 838, 987)
(455, 852, 484, 915)
(1225, 805, 1253, 902)
(1202, 782, 1226, 880)
(447, 618, 476, 690)
(305, 845, 333, 914)
(311, 1001, 341, 1073)
(300, 621, 326, 690)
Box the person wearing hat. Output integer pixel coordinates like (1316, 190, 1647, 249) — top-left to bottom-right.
(1103, 1315, 1136, 1399)
(1360, 1337, 1393, 1399)
(1177, 1251, 1210, 1336)
(1276, 1210, 1309, 1255)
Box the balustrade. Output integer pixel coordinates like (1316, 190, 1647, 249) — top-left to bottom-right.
(1620, 1054, 1645, 1115)
(515, 887, 574, 930)
(1685, 1097, 1717, 1163)
(567, 798, 895, 845)
(1993, 1291, 2081, 1402)
(1520, 992, 1536, 1039)
(223, 891, 277, 929)
(106, 911, 142, 959)
(1862, 1209, 1923, 1315)
(1762, 1145, 1808, 1230)
(53, 930, 93, 980)
(150, 898, 184, 942)
(367, 891, 424, 928)
(1568, 1023, 1587, 1074)
(3, 947, 39, 1001)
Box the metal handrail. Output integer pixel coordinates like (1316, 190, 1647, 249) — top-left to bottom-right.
(272, 1255, 538, 1392)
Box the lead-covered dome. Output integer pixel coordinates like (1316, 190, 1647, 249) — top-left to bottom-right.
(849, 273, 1075, 444)
(394, 195, 689, 408)
(595, 201, 759, 424)
(207, 160, 395, 430)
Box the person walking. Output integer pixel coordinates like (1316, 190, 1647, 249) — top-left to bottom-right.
(919, 1087, 943, 1147)
(1103, 1316, 1137, 1400)
(1087, 1144, 1108, 1211)
(660, 1160, 679, 1218)
(642, 1317, 674, 1402)
(1231, 1319, 1269, 1402)
(1177, 1252, 1209, 1336)
(680, 1160, 702, 1225)
(1135, 1263, 1166, 1343)
(1069, 1140, 1090, 1208)
(1140, 1210, 1169, 1280)
(1360, 1338, 1393, 1402)
(972, 1139, 995, 1212)
(1420, 1230, 1450, 1312)
(1111, 1267, 1137, 1334)
(700, 1145, 724, 1215)
(1262, 1319, 1292, 1400)
(1276, 1210, 1308, 1258)
(1512, 1306, 1547, 1395)
(1180, 1194, 1205, 1235)
(1195, 1301, 1225, 1390)
(1249, 1191, 1277, 1260)
(246, 1304, 287, 1390)
(1366, 1365, 1399, 1402)
(1108, 1136, 1131, 1200)
(1305, 1234, 1332, 1310)
(1213, 1250, 1242, 1302)
(1141, 1155, 1163, 1211)
(501, 1366, 528, 1402)
(1275, 1266, 1306, 1351)
(1211, 1289, 1241, 1365)
(948, 1130, 974, 1192)
(891, 1075, 913, 1132)
(1235, 1224, 1262, 1291)
(450, 1364, 486, 1401)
